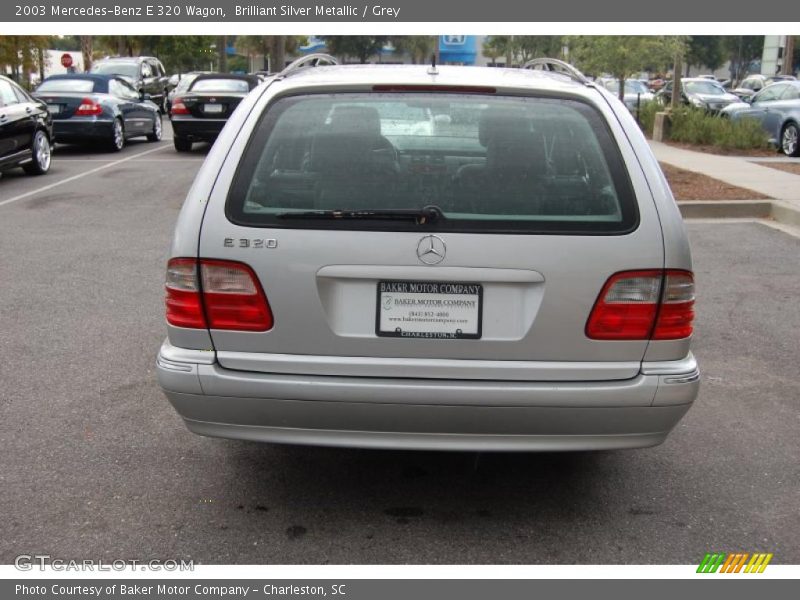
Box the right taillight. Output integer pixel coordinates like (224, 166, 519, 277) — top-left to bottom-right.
(586, 269, 694, 341)
(74, 97, 103, 116)
(165, 258, 273, 332)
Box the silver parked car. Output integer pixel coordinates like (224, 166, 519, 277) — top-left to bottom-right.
(156, 57, 699, 451)
(721, 81, 800, 156)
(596, 78, 655, 113)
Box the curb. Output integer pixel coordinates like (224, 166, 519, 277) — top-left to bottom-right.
(678, 200, 800, 228)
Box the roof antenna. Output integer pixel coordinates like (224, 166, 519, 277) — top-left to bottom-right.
(427, 53, 438, 76)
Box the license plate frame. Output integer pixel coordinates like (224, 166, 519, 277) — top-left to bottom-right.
(375, 280, 483, 340)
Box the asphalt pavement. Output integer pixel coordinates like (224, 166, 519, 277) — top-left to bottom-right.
(1, 125, 798, 564)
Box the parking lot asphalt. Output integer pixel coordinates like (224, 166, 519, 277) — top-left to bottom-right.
(1, 124, 799, 564)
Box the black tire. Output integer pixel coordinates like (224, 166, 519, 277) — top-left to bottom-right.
(174, 136, 192, 152)
(107, 118, 125, 152)
(780, 122, 800, 157)
(23, 130, 52, 175)
(147, 114, 163, 142)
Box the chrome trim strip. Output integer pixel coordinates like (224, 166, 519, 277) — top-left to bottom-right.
(640, 352, 698, 376)
(158, 339, 216, 365)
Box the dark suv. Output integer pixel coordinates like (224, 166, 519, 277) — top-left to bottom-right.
(91, 57, 170, 112)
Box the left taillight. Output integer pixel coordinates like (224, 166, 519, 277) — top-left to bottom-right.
(165, 258, 273, 332)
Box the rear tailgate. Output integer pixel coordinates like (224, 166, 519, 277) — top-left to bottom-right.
(194, 88, 665, 382)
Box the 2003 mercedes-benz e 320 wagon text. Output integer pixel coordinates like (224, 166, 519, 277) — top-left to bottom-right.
(156, 57, 700, 451)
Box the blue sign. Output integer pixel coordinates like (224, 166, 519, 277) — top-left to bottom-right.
(438, 35, 477, 64)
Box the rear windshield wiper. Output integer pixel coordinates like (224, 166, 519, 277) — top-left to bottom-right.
(276, 205, 444, 225)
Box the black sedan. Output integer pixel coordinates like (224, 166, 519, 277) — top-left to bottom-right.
(169, 74, 259, 152)
(0, 75, 53, 177)
(657, 78, 740, 113)
(34, 74, 162, 152)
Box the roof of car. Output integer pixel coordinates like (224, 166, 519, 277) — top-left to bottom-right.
(266, 64, 599, 98)
(96, 56, 157, 62)
(44, 73, 120, 81)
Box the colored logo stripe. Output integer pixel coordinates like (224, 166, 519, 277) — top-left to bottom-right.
(697, 552, 773, 573)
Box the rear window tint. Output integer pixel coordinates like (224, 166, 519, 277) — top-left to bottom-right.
(191, 79, 251, 93)
(37, 79, 96, 93)
(227, 93, 638, 234)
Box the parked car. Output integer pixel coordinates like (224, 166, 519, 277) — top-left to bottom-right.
(156, 59, 699, 451)
(166, 71, 211, 112)
(34, 74, 162, 152)
(0, 74, 53, 176)
(732, 74, 797, 101)
(169, 73, 260, 152)
(596, 78, 655, 113)
(721, 80, 800, 156)
(657, 78, 740, 113)
(90, 56, 169, 113)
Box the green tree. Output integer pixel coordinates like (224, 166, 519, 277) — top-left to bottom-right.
(722, 36, 765, 83)
(0, 36, 52, 85)
(513, 36, 564, 64)
(321, 36, 389, 64)
(685, 36, 724, 75)
(569, 36, 685, 100)
(391, 36, 435, 64)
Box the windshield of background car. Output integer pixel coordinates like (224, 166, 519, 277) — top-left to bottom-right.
(37, 79, 96, 93)
(226, 93, 638, 234)
(175, 75, 200, 93)
(684, 81, 725, 95)
(190, 79, 251, 93)
(605, 80, 649, 94)
(91, 62, 139, 78)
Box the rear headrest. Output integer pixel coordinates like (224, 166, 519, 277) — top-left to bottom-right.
(478, 107, 530, 147)
(329, 105, 382, 137)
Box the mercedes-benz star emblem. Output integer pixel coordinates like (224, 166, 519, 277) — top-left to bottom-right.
(416, 235, 446, 265)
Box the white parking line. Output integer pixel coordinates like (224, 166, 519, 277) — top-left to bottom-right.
(0, 144, 171, 209)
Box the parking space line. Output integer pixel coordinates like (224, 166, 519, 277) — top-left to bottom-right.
(0, 144, 171, 209)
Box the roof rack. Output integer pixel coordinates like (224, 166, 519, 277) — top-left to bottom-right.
(521, 58, 591, 85)
(276, 53, 339, 79)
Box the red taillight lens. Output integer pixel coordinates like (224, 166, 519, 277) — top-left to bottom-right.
(165, 258, 273, 332)
(586, 270, 694, 341)
(170, 98, 189, 115)
(653, 271, 695, 340)
(74, 97, 103, 116)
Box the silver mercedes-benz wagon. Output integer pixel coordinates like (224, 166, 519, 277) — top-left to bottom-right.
(156, 56, 699, 451)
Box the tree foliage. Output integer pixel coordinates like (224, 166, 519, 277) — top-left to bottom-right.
(569, 36, 685, 100)
(391, 36, 435, 65)
(721, 36, 765, 82)
(321, 36, 389, 64)
(482, 36, 564, 66)
(686, 36, 724, 73)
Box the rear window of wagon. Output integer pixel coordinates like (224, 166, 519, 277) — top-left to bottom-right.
(226, 93, 639, 234)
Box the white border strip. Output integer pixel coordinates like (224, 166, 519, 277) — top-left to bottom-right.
(2, 22, 800, 35)
(1, 565, 798, 579)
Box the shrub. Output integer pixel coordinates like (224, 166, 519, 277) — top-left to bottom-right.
(668, 106, 770, 150)
(637, 100, 659, 137)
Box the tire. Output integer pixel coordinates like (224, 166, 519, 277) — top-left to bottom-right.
(147, 114, 163, 142)
(780, 122, 800, 157)
(174, 136, 192, 152)
(107, 118, 125, 152)
(22, 129, 52, 175)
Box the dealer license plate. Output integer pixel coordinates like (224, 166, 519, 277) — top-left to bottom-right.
(376, 280, 483, 339)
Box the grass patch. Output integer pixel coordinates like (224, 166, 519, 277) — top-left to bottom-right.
(668, 107, 770, 151)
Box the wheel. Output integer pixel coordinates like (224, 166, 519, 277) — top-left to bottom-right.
(173, 136, 192, 152)
(22, 130, 52, 175)
(107, 118, 125, 152)
(147, 114, 163, 142)
(780, 122, 799, 157)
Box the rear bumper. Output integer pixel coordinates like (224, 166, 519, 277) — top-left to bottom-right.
(53, 118, 114, 142)
(156, 340, 699, 451)
(170, 116, 226, 141)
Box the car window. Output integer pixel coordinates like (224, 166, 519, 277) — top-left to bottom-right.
(141, 62, 153, 78)
(227, 93, 638, 234)
(12, 82, 32, 103)
(683, 81, 725, 96)
(37, 78, 97, 93)
(0, 80, 20, 106)
(174, 74, 199, 93)
(91, 62, 139, 78)
(779, 85, 800, 100)
(190, 79, 251, 93)
(753, 84, 786, 103)
(109, 79, 140, 100)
